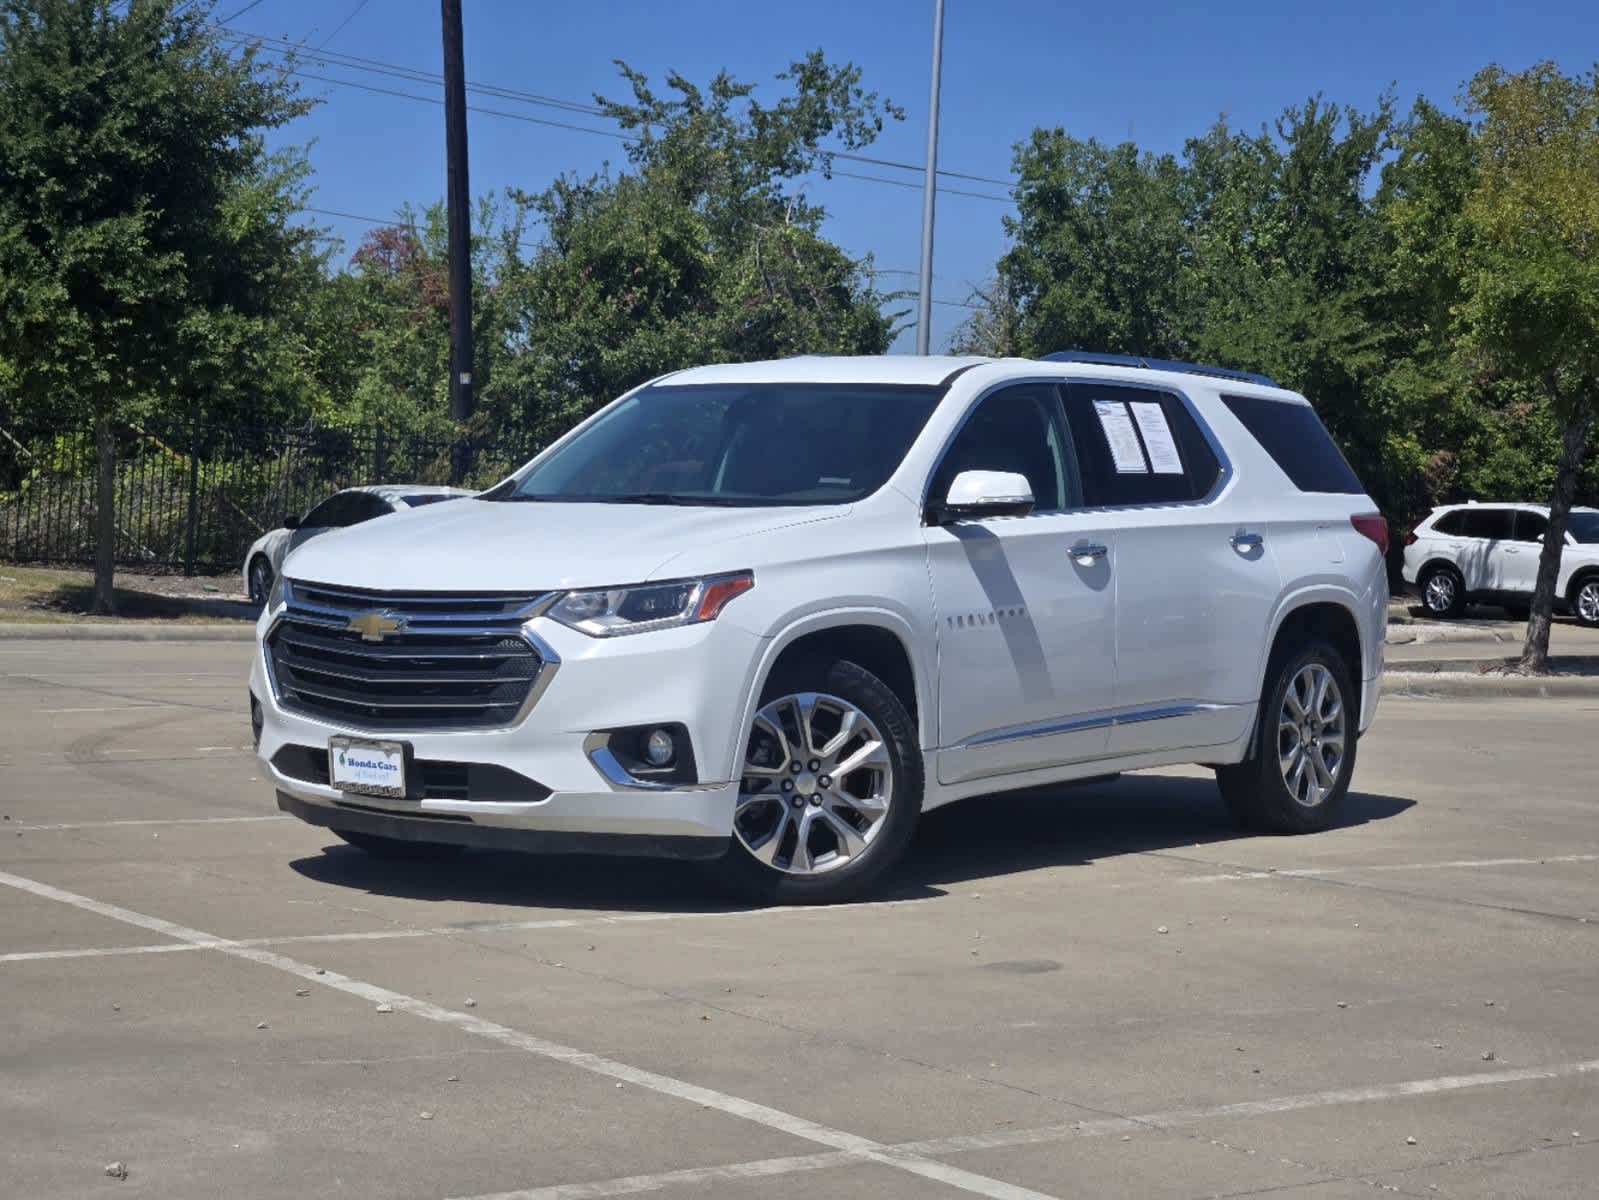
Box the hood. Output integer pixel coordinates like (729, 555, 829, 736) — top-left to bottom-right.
(279, 498, 844, 592)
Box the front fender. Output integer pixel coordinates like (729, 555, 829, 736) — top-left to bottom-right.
(725, 606, 936, 783)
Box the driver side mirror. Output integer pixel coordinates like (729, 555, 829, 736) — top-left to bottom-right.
(931, 470, 1035, 524)
(282, 513, 301, 530)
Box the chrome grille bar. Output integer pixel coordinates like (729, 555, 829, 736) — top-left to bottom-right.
(266, 579, 558, 731)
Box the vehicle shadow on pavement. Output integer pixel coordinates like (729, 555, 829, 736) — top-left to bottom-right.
(893, 774, 1415, 893)
(287, 774, 1414, 912)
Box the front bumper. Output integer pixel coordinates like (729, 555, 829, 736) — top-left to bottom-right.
(252, 609, 760, 854)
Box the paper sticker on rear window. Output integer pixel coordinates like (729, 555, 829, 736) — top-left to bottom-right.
(1130, 401, 1183, 474)
(1093, 400, 1148, 474)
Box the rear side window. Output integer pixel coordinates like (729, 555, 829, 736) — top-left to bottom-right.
(1061, 384, 1221, 507)
(1514, 510, 1547, 543)
(1431, 510, 1466, 536)
(1460, 508, 1515, 540)
(1220, 394, 1364, 494)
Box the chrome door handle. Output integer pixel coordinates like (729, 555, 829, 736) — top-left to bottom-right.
(1230, 532, 1264, 550)
(1070, 543, 1108, 564)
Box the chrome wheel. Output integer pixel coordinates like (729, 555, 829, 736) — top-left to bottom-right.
(736, 692, 893, 876)
(1277, 664, 1346, 808)
(1578, 582, 1599, 625)
(1423, 571, 1456, 614)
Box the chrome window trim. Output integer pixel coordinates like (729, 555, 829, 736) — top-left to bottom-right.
(920, 373, 1234, 523)
(951, 701, 1231, 752)
(263, 582, 562, 735)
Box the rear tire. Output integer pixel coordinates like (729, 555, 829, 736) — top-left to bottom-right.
(1419, 565, 1465, 619)
(333, 830, 466, 860)
(1571, 577, 1599, 628)
(1217, 639, 1358, 835)
(714, 656, 922, 905)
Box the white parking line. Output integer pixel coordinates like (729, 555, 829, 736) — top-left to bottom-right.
(0, 868, 1054, 1200)
(1182, 853, 1599, 884)
(12, 814, 289, 832)
(0, 899, 912, 964)
(452, 1059, 1599, 1200)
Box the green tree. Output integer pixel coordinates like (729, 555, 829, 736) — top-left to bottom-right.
(0, 0, 312, 609)
(1456, 63, 1599, 671)
(484, 55, 901, 443)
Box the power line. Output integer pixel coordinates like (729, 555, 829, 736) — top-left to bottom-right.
(279, 67, 1014, 205)
(225, 25, 1014, 191)
(217, 0, 268, 25)
(314, 0, 372, 50)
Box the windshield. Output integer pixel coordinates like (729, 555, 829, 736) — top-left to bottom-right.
(1567, 512, 1599, 543)
(495, 383, 943, 506)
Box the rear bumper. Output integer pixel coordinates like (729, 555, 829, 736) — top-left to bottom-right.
(276, 790, 728, 860)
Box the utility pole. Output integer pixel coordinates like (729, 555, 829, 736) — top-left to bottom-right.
(915, 0, 946, 356)
(441, 0, 473, 426)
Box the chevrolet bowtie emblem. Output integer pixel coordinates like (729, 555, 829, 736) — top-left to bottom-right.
(347, 611, 404, 642)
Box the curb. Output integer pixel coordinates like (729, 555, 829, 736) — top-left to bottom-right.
(0, 621, 255, 642)
(1382, 670, 1599, 699)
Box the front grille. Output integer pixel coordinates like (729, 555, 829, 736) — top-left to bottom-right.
(267, 581, 553, 730)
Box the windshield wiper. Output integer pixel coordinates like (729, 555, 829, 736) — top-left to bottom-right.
(597, 493, 738, 506)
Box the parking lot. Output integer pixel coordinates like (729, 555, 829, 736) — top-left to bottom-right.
(2, 636, 1597, 1199)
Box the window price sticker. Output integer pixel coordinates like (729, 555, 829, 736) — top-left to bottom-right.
(1093, 400, 1149, 474)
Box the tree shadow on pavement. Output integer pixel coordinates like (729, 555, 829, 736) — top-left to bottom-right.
(288, 772, 1414, 913)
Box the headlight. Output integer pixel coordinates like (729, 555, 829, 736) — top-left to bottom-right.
(267, 571, 287, 612)
(547, 571, 754, 637)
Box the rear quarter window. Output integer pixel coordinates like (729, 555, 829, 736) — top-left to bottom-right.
(1220, 394, 1364, 495)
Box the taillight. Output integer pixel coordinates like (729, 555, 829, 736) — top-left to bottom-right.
(1351, 513, 1389, 556)
(1402, 530, 1418, 548)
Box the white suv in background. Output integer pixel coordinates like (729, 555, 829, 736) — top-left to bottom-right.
(1401, 502, 1599, 624)
(250, 353, 1388, 903)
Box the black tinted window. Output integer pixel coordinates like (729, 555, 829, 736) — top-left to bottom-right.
(1220, 394, 1364, 494)
(931, 385, 1076, 514)
(1431, 510, 1466, 536)
(1514, 511, 1547, 543)
(1061, 384, 1220, 507)
(300, 493, 353, 528)
(1461, 508, 1514, 540)
(1568, 513, 1599, 544)
(507, 383, 941, 506)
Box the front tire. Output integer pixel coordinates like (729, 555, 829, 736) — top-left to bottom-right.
(248, 556, 274, 606)
(715, 657, 923, 904)
(1217, 639, 1358, 835)
(1419, 565, 1465, 619)
(333, 830, 466, 860)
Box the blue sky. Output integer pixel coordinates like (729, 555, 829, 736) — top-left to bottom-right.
(232, 0, 1596, 352)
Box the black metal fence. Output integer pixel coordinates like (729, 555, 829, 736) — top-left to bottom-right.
(0, 421, 541, 571)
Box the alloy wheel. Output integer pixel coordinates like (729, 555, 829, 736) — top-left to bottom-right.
(1276, 664, 1346, 808)
(1424, 572, 1456, 614)
(736, 692, 893, 875)
(1578, 582, 1599, 625)
(249, 561, 272, 605)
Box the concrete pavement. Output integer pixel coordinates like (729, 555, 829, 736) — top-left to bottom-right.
(1, 639, 1597, 1198)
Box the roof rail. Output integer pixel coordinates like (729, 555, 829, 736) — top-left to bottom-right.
(1040, 350, 1278, 388)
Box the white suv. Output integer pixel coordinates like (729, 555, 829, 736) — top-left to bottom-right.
(1401, 502, 1599, 624)
(250, 354, 1389, 903)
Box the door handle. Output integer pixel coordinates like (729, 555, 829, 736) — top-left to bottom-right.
(1070, 543, 1108, 564)
(1230, 532, 1264, 550)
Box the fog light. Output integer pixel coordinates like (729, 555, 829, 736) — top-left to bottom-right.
(644, 728, 676, 766)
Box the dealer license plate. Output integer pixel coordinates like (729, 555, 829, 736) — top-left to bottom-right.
(328, 737, 407, 798)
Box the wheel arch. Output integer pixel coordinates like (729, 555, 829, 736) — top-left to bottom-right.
(1261, 594, 1366, 726)
(1417, 557, 1463, 585)
(731, 609, 931, 781)
(1565, 566, 1599, 606)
